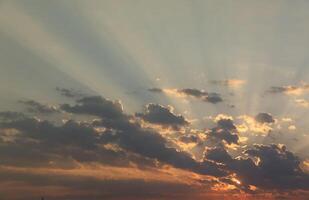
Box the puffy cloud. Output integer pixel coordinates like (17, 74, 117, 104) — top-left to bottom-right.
(61, 96, 124, 119)
(207, 128, 239, 145)
(0, 94, 308, 197)
(60, 96, 225, 176)
(255, 113, 275, 124)
(242, 144, 309, 190)
(179, 135, 199, 143)
(206, 118, 239, 145)
(18, 100, 58, 114)
(204, 147, 233, 164)
(136, 103, 189, 129)
(148, 88, 223, 104)
(205, 144, 309, 191)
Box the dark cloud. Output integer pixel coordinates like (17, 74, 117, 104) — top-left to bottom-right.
(204, 147, 233, 164)
(135, 103, 189, 129)
(148, 87, 223, 104)
(267, 84, 309, 95)
(148, 87, 163, 93)
(178, 88, 208, 98)
(178, 89, 223, 104)
(207, 128, 239, 145)
(0, 96, 225, 177)
(268, 86, 290, 94)
(217, 118, 237, 131)
(56, 87, 84, 98)
(1, 94, 308, 195)
(61, 96, 125, 119)
(0, 111, 26, 121)
(205, 144, 309, 190)
(255, 113, 275, 124)
(206, 118, 239, 145)
(179, 135, 199, 143)
(18, 100, 58, 114)
(0, 117, 156, 169)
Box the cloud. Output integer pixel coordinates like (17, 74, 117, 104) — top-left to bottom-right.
(0, 94, 308, 197)
(205, 144, 309, 191)
(136, 103, 189, 129)
(267, 83, 309, 96)
(242, 144, 309, 190)
(206, 118, 239, 145)
(179, 135, 199, 143)
(18, 100, 58, 114)
(210, 79, 245, 87)
(60, 96, 226, 176)
(0, 112, 26, 121)
(148, 88, 223, 104)
(148, 87, 163, 93)
(255, 113, 275, 124)
(60, 96, 125, 119)
(56, 87, 85, 98)
(295, 99, 309, 108)
(178, 89, 223, 104)
(237, 115, 274, 135)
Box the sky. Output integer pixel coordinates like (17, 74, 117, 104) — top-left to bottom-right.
(0, 0, 309, 199)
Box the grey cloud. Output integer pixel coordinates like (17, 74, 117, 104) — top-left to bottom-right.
(1, 95, 225, 177)
(179, 135, 199, 143)
(205, 144, 309, 190)
(18, 100, 58, 114)
(148, 87, 223, 104)
(217, 118, 237, 131)
(178, 88, 207, 98)
(56, 87, 85, 98)
(1, 94, 308, 192)
(178, 89, 223, 104)
(148, 87, 163, 93)
(0, 111, 26, 121)
(135, 103, 189, 129)
(207, 128, 239, 145)
(206, 118, 239, 145)
(267, 84, 309, 95)
(255, 113, 275, 124)
(61, 96, 125, 119)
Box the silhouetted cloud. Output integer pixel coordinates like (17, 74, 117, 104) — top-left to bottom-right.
(267, 84, 309, 96)
(0, 111, 26, 121)
(56, 87, 84, 98)
(61, 96, 125, 119)
(136, 103, 189, 129)
(179, 135, 199, 143)
(60, 96, 226, 176)
(255, 113, 275, 124)
(148, 88, 223, 104)
(205, 144, 309, 190)
(0, 94, 308, 196)
(18, 100, 58, 114)
(178, 89, 223, 104)
(148, 88, 163, 93)
(206, 118, 239, 145)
